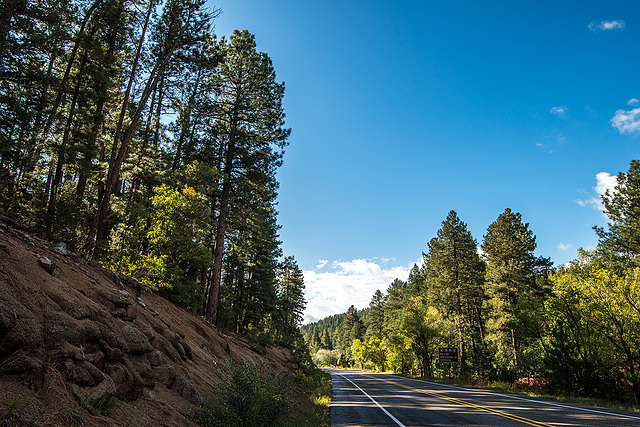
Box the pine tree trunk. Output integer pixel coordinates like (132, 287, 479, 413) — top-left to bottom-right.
(510, 327, 518, 370)
(206, 116, 237, 324)
(77, 47, 111, 201)
(45, 49, 87, 237)
(90, 59, 167, 248)
(106, 0, 154, 170)
(83, 0, 155, 254)
(234, 264, 245, 334)
(475, 305, 485, 343)
(199, 266, 209, 316)
(131, 74, 161, 194)
(171, 68, 202, 172)
(17, 52, 56, 187)
(150, 76, 165, 152)
(84, 3, 195, 254)
(206, 175, 230, 324)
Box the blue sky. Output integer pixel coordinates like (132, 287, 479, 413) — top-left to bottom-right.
(208, 0, 640, 323)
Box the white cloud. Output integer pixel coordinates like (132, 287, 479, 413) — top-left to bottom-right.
(602, 20, 625, 30)
(535, 142, 552, 153)
(302, 258, 410, 324)
(594, 171, 617, 197)
(588, 20, 625, 32)
(576, 171, 618, 213)
(550, 105, 568, 116)
(627, 98, 639, 107)
(557, 243, 572, 251)
(476, 246, 486, 262)
(611, 107, 640, 135)
(316, 259, 328, 269)
(535, 134, 566, 153)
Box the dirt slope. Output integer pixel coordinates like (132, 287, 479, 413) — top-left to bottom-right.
(0, 220, 295, 426)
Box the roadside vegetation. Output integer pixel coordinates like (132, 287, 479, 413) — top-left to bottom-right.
(304, 159, 640, 408)
(195, 360, 289, 427)
(289, 368, 332, 427)
(194, 361, 330, 427)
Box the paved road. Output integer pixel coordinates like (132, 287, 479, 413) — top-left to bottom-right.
(327, 369, 640, 426)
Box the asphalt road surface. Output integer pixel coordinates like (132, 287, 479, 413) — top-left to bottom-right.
(327, 369, 640, 426)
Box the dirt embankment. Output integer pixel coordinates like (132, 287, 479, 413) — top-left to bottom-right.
(0, 220, 295, 426)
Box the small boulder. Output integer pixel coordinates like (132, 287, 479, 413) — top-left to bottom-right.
(38, 256, 55, 274)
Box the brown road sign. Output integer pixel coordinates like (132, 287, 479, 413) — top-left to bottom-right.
(438, 347, 459, 363)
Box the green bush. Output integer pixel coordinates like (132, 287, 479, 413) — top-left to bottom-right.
(288, 368, 332, 427)
(196, 360, 290, 427)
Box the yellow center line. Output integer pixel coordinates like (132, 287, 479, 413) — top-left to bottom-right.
(369, 375, 555, 427)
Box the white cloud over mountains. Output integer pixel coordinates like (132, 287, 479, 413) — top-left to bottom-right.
(302, 258, 411, 324)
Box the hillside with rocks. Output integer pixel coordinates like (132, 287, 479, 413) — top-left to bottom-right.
(0, 218, 297, 426)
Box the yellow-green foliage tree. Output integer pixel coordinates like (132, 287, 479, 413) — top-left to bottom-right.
(149, 183, 211, 304)
(350, 339, 366, 370)
(106, 162, 216, 310)
(551, 251, 640, 403)
(351, 336, 388, 371)
(385, 333, 414, 374)
(401, 297, 448, 377)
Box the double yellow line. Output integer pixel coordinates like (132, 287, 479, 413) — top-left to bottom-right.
(373, 375, 554, 427)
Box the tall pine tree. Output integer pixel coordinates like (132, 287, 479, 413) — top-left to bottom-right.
(423, 210, 485, 374)
(205, 30, 290, 324)
(482, 208, 550, 379)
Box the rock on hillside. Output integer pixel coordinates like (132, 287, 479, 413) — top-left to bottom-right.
(0, 220, 295, 426)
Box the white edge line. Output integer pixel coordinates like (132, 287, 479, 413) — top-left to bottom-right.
(338, 374, 405, 427)
(393, 374, 640, 421)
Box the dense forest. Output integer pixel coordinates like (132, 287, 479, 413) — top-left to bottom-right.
(0, 0, 307, 351)
(303, 161, 640, 405)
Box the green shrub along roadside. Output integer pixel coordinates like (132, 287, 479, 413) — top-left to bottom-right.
(195, 360, 288, 427)
(194, 361, 331, 427)
(290, 368, 332, 427)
